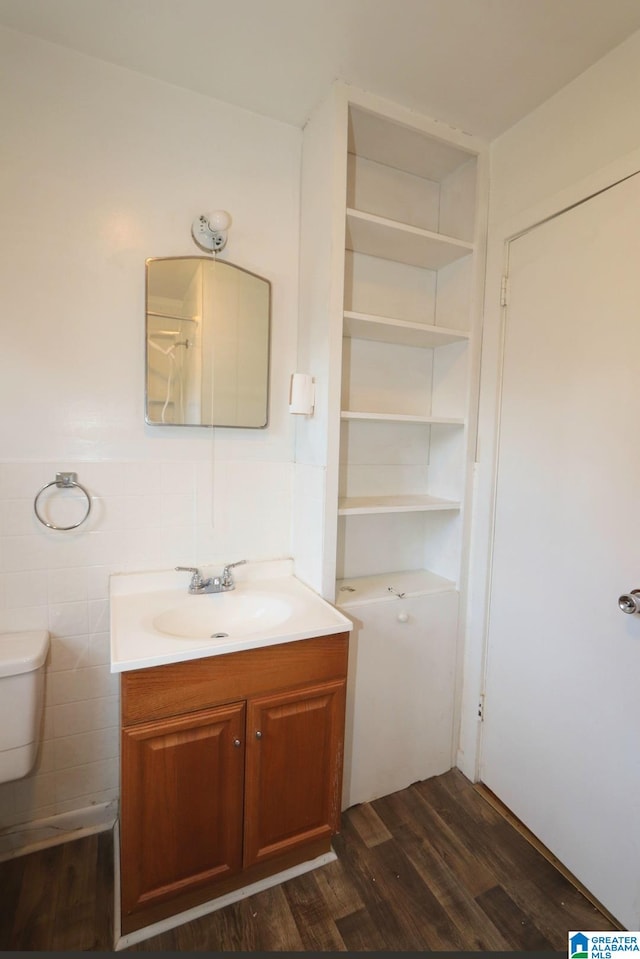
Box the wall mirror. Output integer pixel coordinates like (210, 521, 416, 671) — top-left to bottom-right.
(145, 256, 271, 428)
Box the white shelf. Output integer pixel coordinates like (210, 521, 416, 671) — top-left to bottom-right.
(338, 494, 461, 515)
(341, 411, 464, 426)
(343, 310, 469, 349)
(345, 208, 473, 270)
(336, 568, 457, 608)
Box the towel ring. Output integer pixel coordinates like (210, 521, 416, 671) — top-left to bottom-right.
(33, 472, 92, 531)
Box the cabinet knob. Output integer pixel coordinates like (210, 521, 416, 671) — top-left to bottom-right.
(397, 611, 409, 623)
(255, 730, 262, 740)
(233, 738, 241, 747)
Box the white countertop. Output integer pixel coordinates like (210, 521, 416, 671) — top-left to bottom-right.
(109, 560, 353, 673)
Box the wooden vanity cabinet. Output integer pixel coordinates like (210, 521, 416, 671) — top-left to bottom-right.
(119, 633, 348, 933)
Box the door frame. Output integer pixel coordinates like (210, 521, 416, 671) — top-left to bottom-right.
(457, 145, 640, 781)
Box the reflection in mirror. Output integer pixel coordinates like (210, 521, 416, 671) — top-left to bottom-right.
(145, 257, 270, 427)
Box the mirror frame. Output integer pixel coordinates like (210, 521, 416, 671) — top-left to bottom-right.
(144, 256, 271, 429)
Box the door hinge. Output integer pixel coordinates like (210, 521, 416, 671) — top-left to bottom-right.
(478, 695, 485, 722)
(500, 275, 509, 307)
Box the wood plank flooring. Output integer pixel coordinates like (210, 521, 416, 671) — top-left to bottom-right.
(0, 769, 619, 952)
(0, 828, 113, 951)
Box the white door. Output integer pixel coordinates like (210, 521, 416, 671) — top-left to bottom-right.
(481, 172, 640, 928)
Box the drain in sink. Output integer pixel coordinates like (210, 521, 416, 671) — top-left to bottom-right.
(211, 631, 229, 639)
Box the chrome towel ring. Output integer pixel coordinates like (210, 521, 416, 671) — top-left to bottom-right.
(33, 472, 92, 531)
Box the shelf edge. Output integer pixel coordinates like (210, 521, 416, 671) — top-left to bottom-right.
(346, 208, 475, 252)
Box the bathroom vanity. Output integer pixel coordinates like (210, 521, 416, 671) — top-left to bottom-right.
(110, 562, 352, 941)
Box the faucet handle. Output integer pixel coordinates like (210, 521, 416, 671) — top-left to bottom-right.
(222, 559, 246, 584)
(176, 566, 205, 588)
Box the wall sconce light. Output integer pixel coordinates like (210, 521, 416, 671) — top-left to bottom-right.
(191, 209, 232, 253)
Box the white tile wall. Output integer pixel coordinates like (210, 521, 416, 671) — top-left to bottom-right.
(292, 463, 327, 595)
(0, 457, 293, 832)
(0, 29, 301, 841)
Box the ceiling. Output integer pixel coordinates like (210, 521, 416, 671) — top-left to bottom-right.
(1, 0, 640, 139)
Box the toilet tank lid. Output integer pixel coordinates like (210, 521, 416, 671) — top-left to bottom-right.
(0, 630, 50, 677)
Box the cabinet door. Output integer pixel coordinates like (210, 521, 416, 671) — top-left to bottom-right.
(121, 701, 245, 916)
(243, 679, 346, 868)
(343, 590, 459, 808)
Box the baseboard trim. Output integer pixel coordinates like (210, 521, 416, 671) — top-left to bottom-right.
(0, 800, 117, 862)
(113, 848, 338, 951)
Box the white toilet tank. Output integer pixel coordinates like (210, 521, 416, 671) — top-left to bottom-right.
(0, 630, 49, 785)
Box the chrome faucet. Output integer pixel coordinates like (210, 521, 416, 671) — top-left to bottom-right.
(176, 560, 247, 594)
(221, 559, 247, 589)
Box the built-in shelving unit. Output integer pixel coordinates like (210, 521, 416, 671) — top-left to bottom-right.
(335, 98, 481, 603)
(294, 84, 488, 807)
(294, 85, 485, 592)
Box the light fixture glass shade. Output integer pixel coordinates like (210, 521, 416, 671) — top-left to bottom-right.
(191, 209, 231, 252)
(206, 210, 231, 231)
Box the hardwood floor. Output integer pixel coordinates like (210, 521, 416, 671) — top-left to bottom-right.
(0, 828, 113, 951)
(0, 769, 619, 952)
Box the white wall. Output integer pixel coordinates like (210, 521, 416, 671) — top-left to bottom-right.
(459, 27, 640, 778)
(489, 30, 640, 226)
(0, 26, 301, 840)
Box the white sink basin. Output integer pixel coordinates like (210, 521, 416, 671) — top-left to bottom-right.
(152, 591, 293, 639)
(109, 561, 353, 672)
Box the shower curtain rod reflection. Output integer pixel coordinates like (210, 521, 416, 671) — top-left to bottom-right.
(147, 310, 198, 322)
(148, 335, 191, 349)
